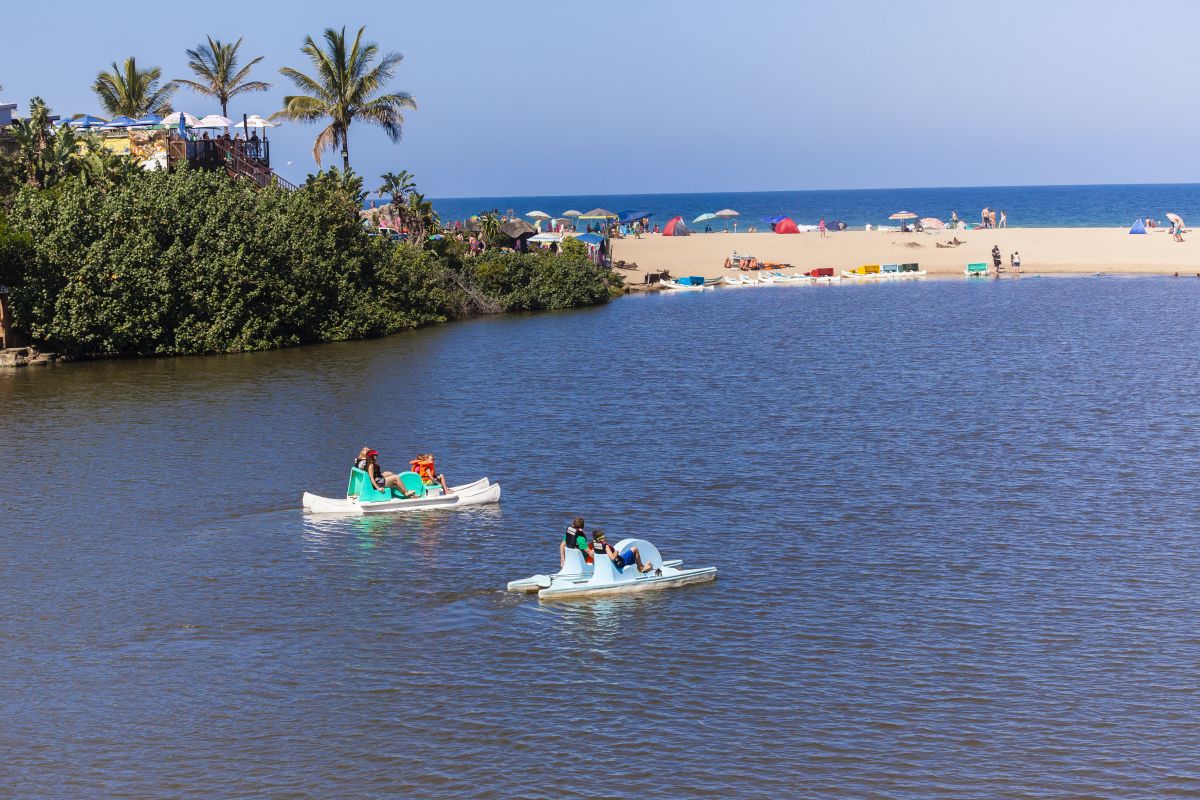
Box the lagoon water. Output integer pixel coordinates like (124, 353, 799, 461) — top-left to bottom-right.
(4, 277, 1200, 798)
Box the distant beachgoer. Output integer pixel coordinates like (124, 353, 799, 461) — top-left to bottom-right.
(1175, 226, 1185, 242)
(992, 245, 1003, 273)
(989, 210, 997, 229)
(951, 210, 959, 228)
(1011, 252, 1021, 273)
(819, 218, 827, 238)
(1000, 210, 1007, 228)
(982, 207, 990, 228)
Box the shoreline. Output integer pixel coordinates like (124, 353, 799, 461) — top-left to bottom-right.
(612, 227, 1195, 282)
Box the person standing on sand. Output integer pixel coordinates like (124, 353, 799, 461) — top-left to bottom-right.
(1000, 210, 1007, 228)
(992, 245, 1003, 276)
(951, 210, 959, 228)
(819, 218, 827, 238)
(989, 210, 997, 229)
(982, 207, 989, 228)
(1012, 252, 1021, 273)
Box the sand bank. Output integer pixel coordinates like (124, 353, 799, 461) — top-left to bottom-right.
(611, 227, 1195, 281)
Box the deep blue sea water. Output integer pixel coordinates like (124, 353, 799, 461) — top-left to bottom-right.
(5, 276, 1200, 797)
(403, 184, 1200, 230)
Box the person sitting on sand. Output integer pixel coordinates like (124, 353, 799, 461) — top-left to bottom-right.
(592, 530, 657, 575)
(561, 517, 593, 568)
(410, 453, 452, 495)
(364, 449, 416, 498)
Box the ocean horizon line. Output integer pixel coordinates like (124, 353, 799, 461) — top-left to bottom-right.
(427, 181, 1200, 203)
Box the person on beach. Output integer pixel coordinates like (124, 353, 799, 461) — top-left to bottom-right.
(363, 450, 417, 497)
(981, 207, 990, 228)
(819, 218, 827, 238)
(1000, 210, 1007, 228)
(992, 245, 1003, 275)
(951, 210, 959, 228)
(410, 453, 452, 495)
(561, 517, 593, 568)
(1011, 252, 1021, 273)
(592, 530, 657, 575)
(1174, 226, 1185, 243)
(989, 210, 997, 229)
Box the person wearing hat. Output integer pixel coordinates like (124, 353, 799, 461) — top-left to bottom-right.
(362, 448, 416, 498)
(592, 530, 657, 575)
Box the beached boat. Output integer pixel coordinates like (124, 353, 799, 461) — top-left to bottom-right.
(507, 538, 716, 600)
(723, 275, 748, 286)
(660, 276, 712, 291)
(805, 268, 841, 284)
(965, 262, 989, 277)
(842, 265, 882, 281)
(302, 469, 500, 514)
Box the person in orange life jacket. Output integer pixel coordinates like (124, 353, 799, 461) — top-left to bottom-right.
(560, 517, 593, 569)
(363, 449, 416, 498)
(410, 453, 452, 495)
(592, 530, 656, 574)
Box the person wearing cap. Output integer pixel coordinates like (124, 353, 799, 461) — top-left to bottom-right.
(560, 517, 593, 568)
(363, 449, 416, 498)
(592, 530, 657, 575)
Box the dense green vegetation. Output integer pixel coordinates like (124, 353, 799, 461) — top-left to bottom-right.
(0, 164, 620, 358)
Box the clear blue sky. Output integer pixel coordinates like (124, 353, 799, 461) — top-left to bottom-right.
(2, 0, 1197, 197)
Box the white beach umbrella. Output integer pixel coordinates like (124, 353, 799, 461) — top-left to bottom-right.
(714, 209, 739, 218)
(196, 114, 233, 128)
(889, 210, 918, 220)
(526, 210, 551, 219)
(1167, 212, 1185, 228)
(161, 111, 200, 127)
(233, 114, 277, 129)
(562, 210, 583, 217)
(693, 213, 717, 224)
(920, 217, 945, 229)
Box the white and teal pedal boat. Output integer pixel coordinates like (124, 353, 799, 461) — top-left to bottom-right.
(302, 468, 500, 515)
(507, 538, 716, 600)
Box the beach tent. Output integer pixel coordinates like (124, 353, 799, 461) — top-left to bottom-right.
(774, 217, 800, 234)
(1129, 218, 1147, 234)
(619, 210, 652, 224)
(662, 216, 690, 236)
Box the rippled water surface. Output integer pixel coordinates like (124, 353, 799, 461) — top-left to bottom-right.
(4, 276, 1200, 798)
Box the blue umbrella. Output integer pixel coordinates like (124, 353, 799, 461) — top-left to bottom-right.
(618, 210, 653, 224)
(132, 114, 163, 127)
(762, 214, 788, 224)
(103, 115, 137, 129)
(68, 115, 109, 129)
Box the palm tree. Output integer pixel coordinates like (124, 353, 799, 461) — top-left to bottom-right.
(378, 169, 416, 205)
(274, 26, 417, 171)
(404, 191, 439, 245)
(175, 36, 270, 119)
(93, 57, 177, 117)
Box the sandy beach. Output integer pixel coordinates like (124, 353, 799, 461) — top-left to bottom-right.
(611, 227, 1196, 281)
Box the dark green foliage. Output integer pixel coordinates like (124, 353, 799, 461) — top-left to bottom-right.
(0, 168, 616, 357)
(470, 249, 613, 312)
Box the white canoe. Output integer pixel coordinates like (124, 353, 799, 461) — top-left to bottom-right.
(722, 275, 747, 286)
(508, 538, 716, 600)
(659, 279, 709, 291)
(302, 477, 499, 515)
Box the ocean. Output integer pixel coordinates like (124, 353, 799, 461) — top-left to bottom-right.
(401, 183, 1200, 230)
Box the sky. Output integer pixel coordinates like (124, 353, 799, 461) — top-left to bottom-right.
(1, 0, 1197, 198)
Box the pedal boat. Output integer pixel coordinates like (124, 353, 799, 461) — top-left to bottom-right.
(507, 538, 716, 600)
(302, 468, 500, 514)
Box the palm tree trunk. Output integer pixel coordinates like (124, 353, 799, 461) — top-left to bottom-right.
(341, 125, 350, 172)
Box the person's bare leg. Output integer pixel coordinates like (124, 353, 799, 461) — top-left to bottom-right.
(630, 547, 653, 573)
(438, 473, 452, 495)
(386, 475, 415, 498)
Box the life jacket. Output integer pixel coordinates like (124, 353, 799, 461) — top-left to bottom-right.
(410, 457, 436, 482)
(563, 527, 593, 563)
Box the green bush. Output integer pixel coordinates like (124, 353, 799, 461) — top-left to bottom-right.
(471, 249, 612, 312)
(0, 168, 617, 357)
